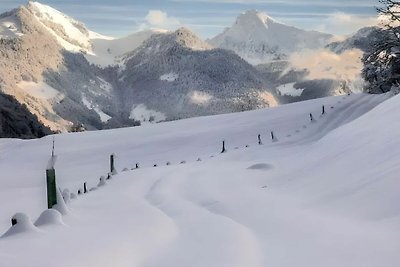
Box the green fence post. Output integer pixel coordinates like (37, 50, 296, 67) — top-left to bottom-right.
(46, 137, 57, 209)
(46, 163, 57, 209)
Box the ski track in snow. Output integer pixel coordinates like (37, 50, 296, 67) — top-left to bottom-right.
(0, 93, 399, 267)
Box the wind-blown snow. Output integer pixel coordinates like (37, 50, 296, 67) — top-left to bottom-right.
(0, 93, 399, 266)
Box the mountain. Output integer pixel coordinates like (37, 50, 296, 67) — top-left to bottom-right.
(327, 26, 383, 54)
(0, 1, 155, 133)
(0, 2, 356, 137)
(209, 10, 333, 65)
(117, 28, 278, 121)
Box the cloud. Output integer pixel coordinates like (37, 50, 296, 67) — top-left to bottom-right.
(316, 12, 377, 35)
(142, 10, 181, 30)
(289, 48, 364, 82)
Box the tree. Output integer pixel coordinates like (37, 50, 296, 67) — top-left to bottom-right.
(362, 0, 400, 93)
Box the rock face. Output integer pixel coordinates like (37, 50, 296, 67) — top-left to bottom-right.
(209, 10, 333, 65)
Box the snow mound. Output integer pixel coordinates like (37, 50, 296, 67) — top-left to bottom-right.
(1, 213, 39, 238)
(98, 176, 107, 187)
(62, 189, 71, 203)
(34, 209, 64, 227)
(247, 163, 273, 170)
(53, 188, 69, 215)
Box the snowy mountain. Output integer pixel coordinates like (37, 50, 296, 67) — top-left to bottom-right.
(0, 2, 361, 137)
(209, 10, 333, 65)
(327, 26, 383, 54)
(117, 28, 278, 121)
(0, 92, 399, 266)
(0, 2, 164, 133)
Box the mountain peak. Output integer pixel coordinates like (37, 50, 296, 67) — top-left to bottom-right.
(24, 1, 94, 51)
(172, 27, 212, 51)
(236, 10, 277, 28)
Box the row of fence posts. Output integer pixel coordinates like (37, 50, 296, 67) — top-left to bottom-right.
(10, 104, 333, 229)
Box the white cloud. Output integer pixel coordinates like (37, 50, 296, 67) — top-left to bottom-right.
(142, 10, 181, 30)
(316, 12, 378, 35)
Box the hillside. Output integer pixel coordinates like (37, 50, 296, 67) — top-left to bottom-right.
(0, 92, 398, 266)
(118, 28, 278, 121)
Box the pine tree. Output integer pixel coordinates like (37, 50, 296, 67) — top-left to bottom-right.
(363, 0, 400, 93)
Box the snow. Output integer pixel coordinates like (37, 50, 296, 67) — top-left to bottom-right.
(34, 209, 64, 227)
(27, 1, 92, 51)
(82, 95, 112, 122)
(17, 81, 61, 99)
(160, 72, 179, 82)
(0, 92, 399, 266)
(94, 107, 112, 123)
(0, 13, 23, 39)
(209, 10, 332, 65)
(86, 29, 166, 67)
(129, 103, 166, 123)
(189, 90, 212, 105)
(1, 213, 39, 238)
(277, 83, 304, 97)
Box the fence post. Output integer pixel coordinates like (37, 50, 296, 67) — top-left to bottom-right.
(322, 105, 325, 115)
(84, 182, 87, 194)
(258, 134, 262, 145)
(221, 140, 226, 153)
(310, 113, 314, 121)
(46, 137, 57, 209)
(110, 154, 115, 174)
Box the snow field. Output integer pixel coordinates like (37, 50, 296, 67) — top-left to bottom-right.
(0, 92, 398, 267)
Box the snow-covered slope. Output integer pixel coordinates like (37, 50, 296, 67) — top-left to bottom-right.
(87, 29, 168, 67)
(209, 10, 333, 65)
(0, 92, 398, 266)
(25, 1, 96, 52)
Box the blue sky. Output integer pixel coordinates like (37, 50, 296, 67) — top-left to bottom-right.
(0, 0, 381, 38)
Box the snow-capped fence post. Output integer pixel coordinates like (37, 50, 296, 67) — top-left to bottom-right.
(309, 113, 314, 121)
(271, 131, 275, 141)
(110, 154, 115, 174)
(84, 182, 87, 194)
(46, 137, 57, 209)
(221, 140, 226, 153)
(322, 105, 325, 115)
(258, 134, 262, 145)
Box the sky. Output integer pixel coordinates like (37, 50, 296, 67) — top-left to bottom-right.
(0, 0, 382, 38)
